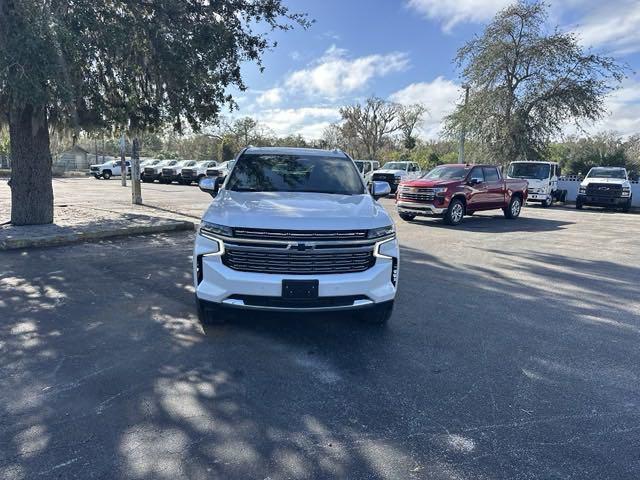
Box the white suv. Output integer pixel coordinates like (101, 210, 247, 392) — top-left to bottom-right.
(193, 147, 399, 325)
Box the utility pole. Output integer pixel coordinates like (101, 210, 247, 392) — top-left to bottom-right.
(119, 134, 127, 187)
(131, 137, 142, 205)
(458, 83, 470, 164)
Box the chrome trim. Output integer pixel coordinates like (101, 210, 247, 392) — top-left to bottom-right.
(209, 233, 395, 247)
(220, 298, 374, 312)
(397, 202, 446, 215)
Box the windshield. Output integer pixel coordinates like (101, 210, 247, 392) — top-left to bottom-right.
(354, 161, 364, 173)
(587, 168, 626, 179)
(382, 162, 408, 170)
(422, 165, 469, 180)
(227, 153, 365, 195)
(508, 163, 550, 180)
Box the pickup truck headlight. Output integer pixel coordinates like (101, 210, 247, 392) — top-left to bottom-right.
(367, 225, 395, 239)
(579, 186, 586, 194)
(434, 187, 447, 197)
(622, 187, 631, 197)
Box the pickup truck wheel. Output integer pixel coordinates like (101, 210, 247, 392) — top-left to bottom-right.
(542, 196, 552, 207)
(141, 177, 152, 183)
(444, 198, 465, 225)
(360, 301, 394, 325)
(102, 171, 112, 180)
(196, 298, 225, 325)
(399, 213, 416, 221)
(576, 200, 583, 209)
(622, 196, 632, 213)
(504, 196, 522, 219)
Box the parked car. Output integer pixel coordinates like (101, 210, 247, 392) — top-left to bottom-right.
(141, 159, 179, 183)
(179, 160, 218, 185)
(160, 160, 199, 184)
(89, 159, 131, 180)
(576, 167, 633, 212)
(354, 160, 380, 186)
(507, 161, 566, 207)
(371, 161, 421, 193)
(193, 147, 398, 326)
(206, 160, 235, 182)
(396, 164, 528, 226)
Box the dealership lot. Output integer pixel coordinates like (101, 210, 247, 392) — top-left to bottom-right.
(1, 180, 639, 479)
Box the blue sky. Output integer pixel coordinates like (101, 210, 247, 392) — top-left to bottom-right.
(232, 0, 640, 140)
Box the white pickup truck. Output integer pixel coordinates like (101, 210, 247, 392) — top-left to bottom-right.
(193, 147, 399, 326)
(89, 159, 131, 180)
(576, 167, 633, 212)
(179, 160, 218, 185)
(370, 161, 421, 193)
(506, 161, 567, 207)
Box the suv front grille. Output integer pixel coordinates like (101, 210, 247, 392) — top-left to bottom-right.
(233, 228, 368, 242)
(586, 183, 622, 198)
(398, 187, 435, 201)
(222, 249, 375, 274)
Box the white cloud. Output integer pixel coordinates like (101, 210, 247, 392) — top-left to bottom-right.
(256, 87, 283, 106)
(407, 0, 510, 31)
(581, 80, 640, 136)
(285, 45, 410, 99)
(252, 107, 341, 139)
(390, 77, 462, 139)
(573, 1, 640, 55)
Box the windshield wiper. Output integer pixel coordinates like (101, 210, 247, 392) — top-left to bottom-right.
(231, 187, 261, 192)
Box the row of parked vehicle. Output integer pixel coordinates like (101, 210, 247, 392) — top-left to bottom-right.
(89, 158, 235, 185)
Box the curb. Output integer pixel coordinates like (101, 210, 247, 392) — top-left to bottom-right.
(0, 220, 195, 251)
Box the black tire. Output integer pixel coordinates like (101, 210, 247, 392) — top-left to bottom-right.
(102, 170, 112, 180)
(622, 196, 632, 213)
(196, 298, 225, 326)
(142, 177, 152, 183)
(576, 200, 583, 210)
(503, 195, 522, 219)
(444, 198, 465, 226)
(542, 196, 552, 208)
(399, 213, 416, 221)
(360, 301, 394, 325)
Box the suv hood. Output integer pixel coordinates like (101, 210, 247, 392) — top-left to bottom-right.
(581, 178, 628, 187)
(203, 190, 392, 230)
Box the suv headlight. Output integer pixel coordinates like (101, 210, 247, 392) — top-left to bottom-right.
(367, 225, 395, 239)
(199, 222, 233, 238)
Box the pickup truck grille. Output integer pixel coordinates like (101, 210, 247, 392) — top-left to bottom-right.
(398, 187, 435, 202)
(586, 183, 622, 198)
(223, 249, 375, 274)
(161, 168, 175, 176)
(181, 169, 195, 177)
(144, 167, 156, 174)
(372, 173, 397, 184)
(233, 228, 367, 242)
(206, 169, 221, 177)
(90, 166, 99, 172)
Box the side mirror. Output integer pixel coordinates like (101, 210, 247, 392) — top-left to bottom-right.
(199, 177, 219, 197)
(468, 178, 480, 186)
(371, 181, 391, 200)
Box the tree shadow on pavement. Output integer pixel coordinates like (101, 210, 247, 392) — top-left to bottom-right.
(0, 234, 639, 479)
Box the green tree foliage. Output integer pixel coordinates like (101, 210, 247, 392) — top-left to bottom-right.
(0, 0, 309, 224)
(445, 1, 626, 164)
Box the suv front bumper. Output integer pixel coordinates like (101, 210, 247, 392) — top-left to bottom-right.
(193, 235, 398, 311)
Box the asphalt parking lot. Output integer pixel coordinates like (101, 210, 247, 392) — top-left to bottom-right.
(1, 180, 639, 479)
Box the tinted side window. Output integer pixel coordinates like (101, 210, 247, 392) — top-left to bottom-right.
(469, 167, 484, 183)
(483, 167, 499, 181)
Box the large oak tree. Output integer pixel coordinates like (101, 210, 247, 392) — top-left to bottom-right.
(445, 1, 626, 164)
(0, 0, 308, 225)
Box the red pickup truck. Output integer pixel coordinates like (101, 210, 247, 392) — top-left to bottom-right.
(396, 164, 528, 226)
